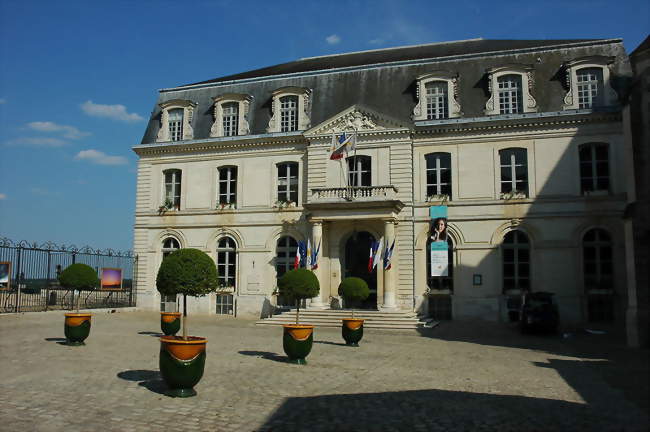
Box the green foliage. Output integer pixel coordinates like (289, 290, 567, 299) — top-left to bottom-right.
(58, 263, 98, 291)
(156, 249, 219, 297)
(338, 277, 370, 302)
(278, 268, 320, 300)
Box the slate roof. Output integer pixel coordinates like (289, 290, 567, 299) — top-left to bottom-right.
(141, 38, 630, 144)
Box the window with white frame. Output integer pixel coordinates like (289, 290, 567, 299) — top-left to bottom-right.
(161, 237, 180, 259)
(579, 143, 609, 194)
(502, 230, 530, 293)
(497, 75, 523, 114)
(563, 57, 617, 110)
(583, 228, 614, 322)
(222, 102, 239, 136)
(157, 100, 196, 142)
(218, 166, 237, 206)
(347, 155, 371, 187)
(163, 169, 182, 210)
(280, 96, 299, 132)
(217, 237, 236, 288)
(425, 153, 452, 198)
(216, 294, 234, 315)
(277, 162, 298, 203)
(168, 109, 184, 141)
(161, 237, 180, 308)
(276, 236, 298, 307)
(577, 68, 604, 109)
(426, 82, 449, 119)
(499, 148, 528, 197)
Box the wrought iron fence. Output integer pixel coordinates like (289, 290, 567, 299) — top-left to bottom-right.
(0, 237, 137, 313)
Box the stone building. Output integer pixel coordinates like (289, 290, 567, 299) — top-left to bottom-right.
(133, 38, 635, 328)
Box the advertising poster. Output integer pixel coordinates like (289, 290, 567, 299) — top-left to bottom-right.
(0, 261, 10, 290)
(429, 206, 448, 277)
(101, 267, 123, 290)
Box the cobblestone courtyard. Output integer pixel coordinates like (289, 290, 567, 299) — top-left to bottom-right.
(0, 310, 648, 431)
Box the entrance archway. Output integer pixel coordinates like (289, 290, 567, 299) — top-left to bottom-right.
(343, 231, 377, 309)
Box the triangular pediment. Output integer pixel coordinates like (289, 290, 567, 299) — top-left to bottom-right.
(305, 104, 408, 136)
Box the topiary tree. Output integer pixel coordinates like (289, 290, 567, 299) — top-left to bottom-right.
(156, 248, 218, 340)
(59, 263, 98, 312)
(338, 277, 370, 318)
(277, 268, 320, 324)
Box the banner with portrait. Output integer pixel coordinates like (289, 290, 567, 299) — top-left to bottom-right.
(429, 206, 448, 277)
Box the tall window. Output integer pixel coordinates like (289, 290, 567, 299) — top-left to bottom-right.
(583, 228, 614, 322)
(502, 230, 530, 293)
(164, 169, 182, 209)
(277, 162, 299, 203)
(222, 102, 239, 136)
(217, 237, 236, 288)
(577, 68, 604, 109)
(347, 155, 371, 187)
(425, 152, 452, 198)
(497, 75, 523, 114)
(161, 237, 180, 259)
(280, 95, 299, 132)
(216, 294, 234, 315)
(499, 148, 528, 196)
(276, 236, 298, 278)
(161, 237, 180, 308)
(579, 143, 609, 194)
(218, 166, 237, 205)
(427, 237, 454, 291)
(425, 81, 448, 120)
(168, 108, 184, 141)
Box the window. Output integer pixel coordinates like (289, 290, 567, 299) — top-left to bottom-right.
(502, 230, 530, 293)
(577, 68, 604, 109)
(280, 96, 298, 132)
(161, 237, 180, 259)
(426, 82, 449, 119)
(276, 236, 298, 307)
(216, 237, 236, 288)
(222, 102, 239, 136)
(499, 148, 528, 197)
(168, 109, 183, 141)
(163, 169, 182, 210)
(425, 153, 452, 198)
(579, 143, 609, 194)
(157, 99, 196, 142)
(427, 237, 454, 292)
(563, 57, 617, 110)
(497, 75, 523, 114)
(583, 229, 614, 322)
(216, 294, 234, 315)
(277, 162, 299, 203)
(347, 155, 371, 187)
(218, 166, 237, 205)
(161, 237, 180, 309)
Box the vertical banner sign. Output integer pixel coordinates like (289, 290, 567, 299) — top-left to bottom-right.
(429, 206, 448, 277)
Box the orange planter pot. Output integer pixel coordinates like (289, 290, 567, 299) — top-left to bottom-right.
(64, 313, 92, 345)
(282, 324, 314, 364)
(160, 312, 182, 336)
(159, 336, 207, 397)
(341, 318, 364, 346)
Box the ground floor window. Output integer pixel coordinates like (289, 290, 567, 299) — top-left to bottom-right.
(428, 295, 452, 320)
(216, 294, 234, 315)
(587, 294, 614, 322)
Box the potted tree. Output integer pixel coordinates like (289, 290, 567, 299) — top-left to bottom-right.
(277, 268, 319, 364)
(59, 263, 98, 346)
(338, 277, 370, 346)
(156, 248, 218, 397)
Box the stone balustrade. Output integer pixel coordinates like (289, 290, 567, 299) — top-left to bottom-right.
(310, 185, 398, 203)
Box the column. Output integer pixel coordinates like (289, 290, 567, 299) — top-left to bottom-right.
(382, 220, 397, 310)
(309, 221, 326, 309)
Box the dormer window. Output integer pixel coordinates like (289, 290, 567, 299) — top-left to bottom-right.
(563, 56, 617, 110)
(267, 87, 311, 133)
(413, 72, 461, 121)
(157, 100, 197, 142)
(210, 94, 252, 138)
(484, 65, 536, 116)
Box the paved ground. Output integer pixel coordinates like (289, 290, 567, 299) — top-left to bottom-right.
(0, 310, 648, 432)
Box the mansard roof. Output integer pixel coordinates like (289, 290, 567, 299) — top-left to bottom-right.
(141, 38, 630, 145)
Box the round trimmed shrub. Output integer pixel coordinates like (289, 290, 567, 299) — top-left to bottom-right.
(58, 263, 98, 291)
(338, 277, 370, 302)
(278, 268, 320, 301)
(156, 249, 218, 297)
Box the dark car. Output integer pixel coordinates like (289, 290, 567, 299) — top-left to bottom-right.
(519, 291, 559, 333)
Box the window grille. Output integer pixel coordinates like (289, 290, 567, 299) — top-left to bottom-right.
(168, 108, 184, 141)
(216, 294, 234, 315)
(579, 143, 609, 193)
(222, 103, 239, 136)
(577, 68, 604, 109)
(425, 81, 449, 119)
(347, 155, 371, 187)
(218, 166, 237, 205)
(277, 162, 299, 203)
(164, 169, 182, 209)
(502, 230, 530, 293)
(425, 153, 452, 197)
(497, 75, 523, 114)
(499, 148, 528, 196)
(428, 295, 452, 320)
(217, 237, 236, 288)
(280, 96, 299, 132)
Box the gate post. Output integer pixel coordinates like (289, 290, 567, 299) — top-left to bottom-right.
(15, 247, 22, 313)
(45, 251, 51, 311)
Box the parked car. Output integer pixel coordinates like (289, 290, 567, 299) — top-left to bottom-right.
(519, 291, 559, 333)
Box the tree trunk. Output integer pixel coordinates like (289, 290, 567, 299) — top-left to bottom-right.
(76, 290, 80, 313)
(182, 294, 188, 341)
(296, 298, 300, 325)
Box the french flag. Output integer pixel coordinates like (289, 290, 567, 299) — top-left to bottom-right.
(311, 240, 320, 270)
(330, 132, 352, 160)
(368, 241, 380, 272)
(383, 239, 395, 270)
(294, 242, 302, 269)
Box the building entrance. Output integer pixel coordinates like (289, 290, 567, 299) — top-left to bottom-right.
(343, 231, 377, 309)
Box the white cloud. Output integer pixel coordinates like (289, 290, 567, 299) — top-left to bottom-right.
(80, 100, 144, 123)
(27, 121, 90, 139)
(0, 193, 6, 200)
(75, 149, 128, 166)
(6, 137, 68, 147)
(326, 34, 341, 45)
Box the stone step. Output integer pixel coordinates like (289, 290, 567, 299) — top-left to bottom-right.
(255, 319, 424, 329)
(256, 308, 429, 330)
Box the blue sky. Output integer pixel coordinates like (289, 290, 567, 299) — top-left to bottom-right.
(0, 0, 647, 252)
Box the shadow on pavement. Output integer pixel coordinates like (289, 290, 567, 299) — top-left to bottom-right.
(137, 331, 163, 337)
(44, 337, 68, 345)
(313, 340, 348, 347)
(238, 350, 289, 363)
(117, 370, 167, 395)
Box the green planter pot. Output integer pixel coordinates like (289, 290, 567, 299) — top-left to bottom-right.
(160, 312, 181, 336)
(159, 336, 207, 398)
(282, 324, 314, 365)
(64, 313, 92, 346)
(342, 318, 364, 346)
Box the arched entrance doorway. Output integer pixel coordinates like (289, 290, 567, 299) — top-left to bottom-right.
(344, 231, 377, 309)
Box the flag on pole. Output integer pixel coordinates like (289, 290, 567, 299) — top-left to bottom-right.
(294, 242, 302, 269)
(306, 239, 312, 269)
(368, 240, 381, 272)
(383, 238, 395, 270)
(330, 132, 353, 160)
(311, 240, 321, 270)
(372, 238, 383, 270)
